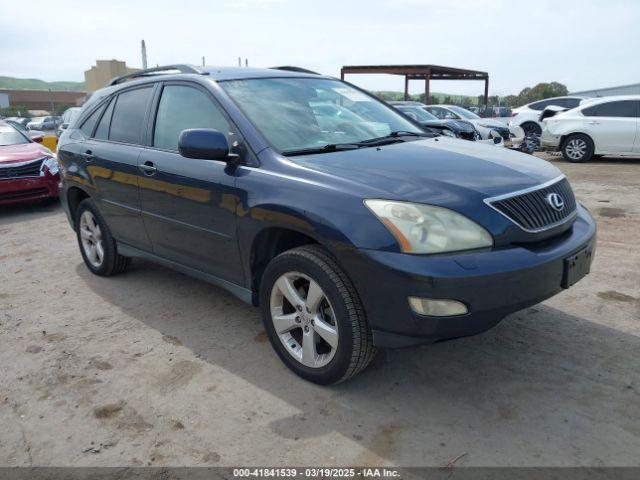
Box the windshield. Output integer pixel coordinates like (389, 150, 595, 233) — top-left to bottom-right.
(220, 77, 423, 153)
(398, 106, 438, 121)
(447, 106, 480, 120)
(0, 125, 29, 146)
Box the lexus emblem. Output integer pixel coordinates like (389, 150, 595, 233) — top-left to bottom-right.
(546, 193, 565, 211)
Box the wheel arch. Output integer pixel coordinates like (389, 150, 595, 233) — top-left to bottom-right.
(66, 185, 92, 227)
(248, 226, 322, 305)
(560, 131, 596, 151)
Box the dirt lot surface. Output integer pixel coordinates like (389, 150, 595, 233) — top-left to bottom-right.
(1, 154, 639, 467)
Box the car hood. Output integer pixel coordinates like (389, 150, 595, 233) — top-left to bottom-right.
(0, 142, 51, 164)
(292, 137, 561, 208)
(475, 118, 507, 128)
(421, 119, 475, 132)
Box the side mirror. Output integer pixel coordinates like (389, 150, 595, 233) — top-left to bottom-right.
(405, 112, 418, 120)
(61, 123, 69, 130)
(31, 134, 44, 143)
(178, 128, 233, 161)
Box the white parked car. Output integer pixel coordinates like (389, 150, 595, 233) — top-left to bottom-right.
(540, 95, 640, 162)
(510, 96, 585, 136)
(424, 105, 510, 141)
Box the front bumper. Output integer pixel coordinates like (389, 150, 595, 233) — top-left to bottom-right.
(0, 173, 60, 205)
(338, 205, 596, 348)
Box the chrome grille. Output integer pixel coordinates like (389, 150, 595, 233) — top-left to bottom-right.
(0, 158, 44, 179)
(486, 177, 577, 232)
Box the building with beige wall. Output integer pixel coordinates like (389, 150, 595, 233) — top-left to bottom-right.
(84, 60, 139, 92)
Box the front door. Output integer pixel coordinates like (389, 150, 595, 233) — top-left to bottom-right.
(138, 82, 243, 284)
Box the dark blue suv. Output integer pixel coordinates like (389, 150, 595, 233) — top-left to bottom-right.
(57, 65, 596, 384)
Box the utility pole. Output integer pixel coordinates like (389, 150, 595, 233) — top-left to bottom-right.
(245, 58, 248, 67)
(238, 57, 242, 67)
(141, 40, 148, 69)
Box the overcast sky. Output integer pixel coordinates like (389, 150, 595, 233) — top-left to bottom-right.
(2, 0, 638, 96)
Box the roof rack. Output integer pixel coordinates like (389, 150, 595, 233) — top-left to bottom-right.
(270, 66, 320, 75)
(108, 64, 204, 86)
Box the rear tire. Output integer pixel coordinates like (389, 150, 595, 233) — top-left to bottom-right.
(562, 134, 594, 163)
(75, 198, 130, 276)
(259, 245, 376, 384)
(521, 122, 542, 137)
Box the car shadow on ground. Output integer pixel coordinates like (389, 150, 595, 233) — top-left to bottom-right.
(77, 259, 640, 465)
(0, 199, 63, 226)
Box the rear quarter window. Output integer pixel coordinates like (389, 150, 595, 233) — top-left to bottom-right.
(79, 104, 105, 137)
(582, 101, 637, 117)
(109, 87, 153, 144)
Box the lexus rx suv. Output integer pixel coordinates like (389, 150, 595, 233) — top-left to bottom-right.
(57, 65, 596, 384)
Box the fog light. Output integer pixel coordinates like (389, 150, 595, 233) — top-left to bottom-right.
(408, 297, 468, 317)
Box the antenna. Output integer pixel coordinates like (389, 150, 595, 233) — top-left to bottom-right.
(202, 56, 205, 67)
(238, 57, 241, 67)
(245, 58, 248, 67)
(141, 40, 148, 69)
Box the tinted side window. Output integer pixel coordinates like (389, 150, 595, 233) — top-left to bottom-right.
(587, 100, 637, 118)
(94, 98, 115, 140)
(582, 104, 599, 116)
(565, 98, 581, 108)
(529, 99, 555, 111)
(79, 104, 105, 136)
(153, 85, 231, 151)
(109, 87, 153, 144)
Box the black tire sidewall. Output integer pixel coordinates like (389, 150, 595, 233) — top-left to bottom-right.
(562, 134, 593, 163)
(259, 249, 357, 385)
(522, 122, 542, 136)
(75, 199, 115, 275)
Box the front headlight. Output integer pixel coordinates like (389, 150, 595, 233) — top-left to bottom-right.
(440, 129, 457, 138)
(364, 200, 493, 254)
(40, 155, 59, 175)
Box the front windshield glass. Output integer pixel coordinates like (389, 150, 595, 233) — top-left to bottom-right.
(0, 125, 29, 146)
(447, 106, 480, 119)
(220, 77, 423, 153)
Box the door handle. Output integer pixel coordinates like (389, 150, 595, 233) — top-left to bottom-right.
(139, 161, 157, 175)
(587, 121, 600, 125)
(82, 149, 95, 162)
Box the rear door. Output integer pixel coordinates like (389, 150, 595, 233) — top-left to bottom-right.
(82, 85, 155, 250)
(137, 82, 243, 284)
(582, 100, 637, 154)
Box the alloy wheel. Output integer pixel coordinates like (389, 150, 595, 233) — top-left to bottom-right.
(79, 210, 104, 268)
(270, 272, 339, 368)
(565, 138, 587, 160)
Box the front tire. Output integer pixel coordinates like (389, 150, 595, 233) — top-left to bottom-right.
(75, 199, 130, 276)
(259, 245, 376, 384)
(562, 134, 594, 163)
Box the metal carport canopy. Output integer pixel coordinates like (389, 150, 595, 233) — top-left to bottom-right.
(340, 64, 489, 105)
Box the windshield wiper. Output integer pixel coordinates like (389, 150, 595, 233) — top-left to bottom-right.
(357, 130, 434, 144)
(282, 143, 365, 156)
(281, 131, 432, 157)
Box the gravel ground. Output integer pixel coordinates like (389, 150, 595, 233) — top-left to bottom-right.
(1, 154, 639, 468)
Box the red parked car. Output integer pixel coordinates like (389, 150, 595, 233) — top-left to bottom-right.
(0, 121, 60, 205)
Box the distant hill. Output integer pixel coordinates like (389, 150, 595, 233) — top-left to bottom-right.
(0, 76, 85, 91)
